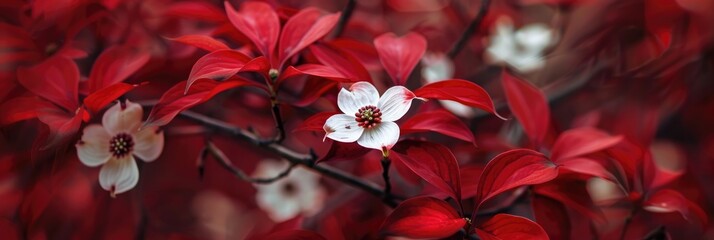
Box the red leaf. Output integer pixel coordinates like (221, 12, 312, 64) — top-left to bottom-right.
(264, 230, 326, 240)
(225, 1, 280, 63)
(643, 189, 708, 228)
(168, 35, 230, 52)
(502, 71, 550, 147)
(461, 166, 484, 199)
(294, 112, 337, 132)
(83, 83, 137, 115)
(286, 77, 338, 107)
(475, 149, 558, 207)
(309, 43, 372, 82)
(475, 214, 549, 240)
(532, 195, 571, 240)
(558, 158, 618, 183)
(401, 109, 476, 144)
(374, 32, 426, 85)
(392, 140, 462, 203)
(17, 56, 79, 112)
(277, 8, 340, 68)
(533, 178, 605, 222)
(145, 79, 260, 127)
(414, 79, 506, 120)
(0, 97, 42, 125)
(380, 196, 466, 239)
(550, 127, 623, 162)
(316, 141, 370, 164)
(36, 105, 85, 148)
(88, 46, 150, 92)
(185, 49, 253, 93)
(165, 1, 226, 22)
(277, 64, 350, 85)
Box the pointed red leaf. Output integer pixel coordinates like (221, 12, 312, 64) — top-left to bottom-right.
(17, 56, 79, 112)
(225, 1, 280, 62)
(374, 32, 426, 85)
(475, 149, 558, 207)
(643, 189, 708, 228)
(309, 43, 371, 82)
(264, 230, 326, 240)
(277, 64, 350, 85)
(165, 1, 226, 22)
(533, 178, 606, 222)
(285, 77, 339, 107)
(558, 158, 618, 183)
(316, 141, 370, 164)
(278, 8, 340, 68)
(401, 109, 476, 144)
(145, 79, 261, 127)
(502, 71, 550, 147)
(380, 196, 466, 239)
(532, 195, 571, 240)
(414, 79, 506, 120)
(551, 127, 624, 162)
(88, 46, 150, 92)
(168, 35, 230, 52)
(392, 140, 462, 202)
(83, 83, 138, 115)
(185, 49, 253, 93)
(0, 97, 42, 125)
(294, 112, 337, 132)
(36, 106, 86, 148)
(475, 214, 549, 240)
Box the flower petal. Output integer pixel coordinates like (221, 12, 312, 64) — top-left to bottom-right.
(378, 86, 416, 122)
(132, 127, 164, 162)
(102, 100, 143, 135)
(337, 81, 379, 115)
(357, 121, 400, 150)
(99, 156, 139, 196)
(324, 114, 364, 143)
(76, 124, 112, 167)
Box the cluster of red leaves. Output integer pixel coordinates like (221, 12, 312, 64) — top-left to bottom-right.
(1, 0, 714, 239)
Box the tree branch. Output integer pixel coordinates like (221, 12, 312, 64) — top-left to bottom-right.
(330, 0, 357, 39)
(447, 0, 492, 59)
(205, 141, 297, 184)
(175, 110, 401, 207)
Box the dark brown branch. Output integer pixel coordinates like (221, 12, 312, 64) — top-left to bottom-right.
(206, 141, 297, 184)
(447, 0, 491, 59)
(330, 0, 357, 39)
(381, 155, 392, 201)
(175, 110, 400, 207)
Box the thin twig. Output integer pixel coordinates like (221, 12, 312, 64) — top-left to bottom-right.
(174, 110, 401, 207)
(381, 155, 392, 201)
(267, 101, 286, 144)
(447, 0, 492, 59)
(330, 0, 357, 39)
(206, 141, 297, 184)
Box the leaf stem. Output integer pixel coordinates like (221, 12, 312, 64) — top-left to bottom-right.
(381, 155, 392, 201)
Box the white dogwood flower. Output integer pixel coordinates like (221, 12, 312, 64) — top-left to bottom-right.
(76, 100, 164, 197)
(254, 160, 326, 222)
(485, 17, 556, 72)
(323, 81, 416, 151)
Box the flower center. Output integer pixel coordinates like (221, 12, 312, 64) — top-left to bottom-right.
(109, 133, 134, 158)
(354, 105, 382, 129)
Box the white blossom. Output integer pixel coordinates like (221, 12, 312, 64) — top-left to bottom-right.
(323, 82, 416, 151)
(76, 100, 164, 196)
(485, 17, 556, 72)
